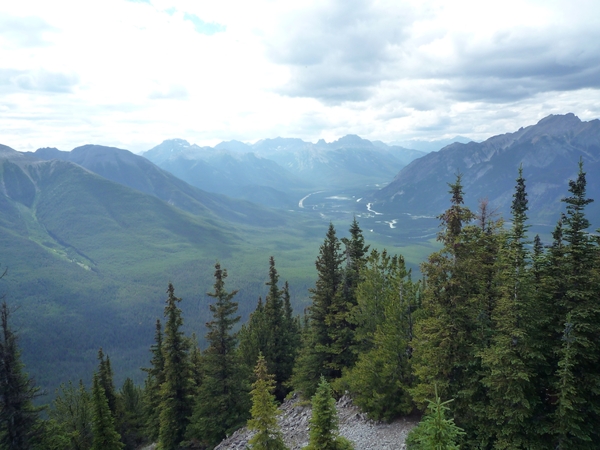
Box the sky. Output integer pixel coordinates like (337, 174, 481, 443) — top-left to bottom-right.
(1, 0, 600, 153)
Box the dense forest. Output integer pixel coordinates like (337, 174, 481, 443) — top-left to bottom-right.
(1, 160, 599, 449)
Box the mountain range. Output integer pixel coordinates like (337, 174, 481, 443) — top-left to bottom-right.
(371, 113, 600, 227)
(143, 135, 426, 208)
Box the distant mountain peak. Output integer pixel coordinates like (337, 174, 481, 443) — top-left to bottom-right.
(331, 134, 375, 149)
(537, 112, 579, 126)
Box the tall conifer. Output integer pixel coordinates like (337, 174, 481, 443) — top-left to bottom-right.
(0, 301, 44, 450)
(553, 160, 600, 448)
(480, 166, 541, 448)
(158, 283, 192, 450)
(142, 319, 164, 442)
(247, 354, 287, 450)
(187, 263, 249, 448)
(292, 223, 344, 397)
(91, 373, 123, 450)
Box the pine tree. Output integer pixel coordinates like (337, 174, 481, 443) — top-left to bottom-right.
(280, 282, 301, 393)
(157, 283, 192, 450)
(247, 354, 287, 450)
(118, 378, 144, 450)
(188, 335, 204, 396)
(49, 380, 93, 450)
(0, 301, 44, 450)
(405, 387, 464, 450)
(552, 160, 600, 448)
(142, 319, 164, 442)
(97, 348, 118, 418)
(292, 223, 344, 398)
(187, 263, 249, 448)
(343, 251, 417, 421)
(328, 219, 370, 374)
(304, 377, 353, 450)
(91, 373, 123, 450)
(239, 297, 269, 370)
(262, 256, 289, 401)
(411, 176, 500, 446)
(479, 166, 542, 448)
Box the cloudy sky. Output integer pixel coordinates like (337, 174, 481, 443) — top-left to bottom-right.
(1, 0, 599, 153)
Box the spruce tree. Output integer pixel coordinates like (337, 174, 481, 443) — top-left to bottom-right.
(239, 297, 269, 370)
(411, 176, 499, 446)
(405, 387, 464, 450)
(304, 377, 353, 450)
(247, 354, 287, 450)
(552, 160, 600, 448)
(118, 378, 144, 450)
(158, 283, 192, 450)
(263, 257, 289, 401)
(280, 282, 301, 393)
(0, 301, 44, 450)
(328, 218, 369, 374)
(97, 348, 118, 418)
(343, 251, 417, 421)
(292, 223, 344, 398)
(142, 319, 164, 442)
(187, 263, 249, 448)
(49, 380, 93, 450)
(91, 373, 123, 450)
(479, 166, 542, 448)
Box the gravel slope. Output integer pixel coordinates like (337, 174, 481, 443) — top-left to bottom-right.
(214, 393, 418, 450)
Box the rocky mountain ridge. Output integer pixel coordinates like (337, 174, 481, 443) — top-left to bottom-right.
(372, 113, 600, 226)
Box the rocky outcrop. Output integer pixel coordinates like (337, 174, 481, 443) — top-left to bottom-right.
(214, 393, 418, 450)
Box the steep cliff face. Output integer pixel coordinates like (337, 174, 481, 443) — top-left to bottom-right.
(372, 114, 600, 225)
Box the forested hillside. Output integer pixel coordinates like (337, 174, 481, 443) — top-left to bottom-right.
(2, 159, 599, 449)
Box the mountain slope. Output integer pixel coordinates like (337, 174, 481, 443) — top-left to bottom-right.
(0, 144, 251, 392)
(372, 113, 600, 225)
(34, 144, 288, 227)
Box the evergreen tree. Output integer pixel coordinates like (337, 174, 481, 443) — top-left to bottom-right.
(97, 348, 118, 418)
(293, 223, 344, 398)
(411, 176, 500, 446)
(304, 377, 353, 450)
(187, 263, 249, 448)
(405, 387, 464, 450)
(328, 219, 370, 374)
(158, 283, 192, 450)
(91, 373, 123, 450)
(0, 301, 44, 450)
(280, 281, 301, 393)
(262, 257, 290, 401)
(142, 319, 164, 442)
(239, 297, 269, 370)
(49, 380, 93, 450)
(118, 378, 144, 450)
(343, 250, 417, 421)
(479, 166, 542, 448)
(552, 160, 600, 448)
(188, 335, 204, 396)
(247, 354, 287, 450)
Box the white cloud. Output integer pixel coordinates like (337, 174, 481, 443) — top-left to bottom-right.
(0, 0, 599, 153)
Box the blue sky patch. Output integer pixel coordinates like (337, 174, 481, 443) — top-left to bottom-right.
(183, 13, 226, 35)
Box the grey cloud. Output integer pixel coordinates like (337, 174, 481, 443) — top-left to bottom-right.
(268, 0, 414, 104)
(418, 26, 600, 103)
(0, 15, 56, 47)
(268, 2, 600, 107)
